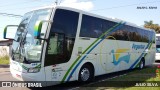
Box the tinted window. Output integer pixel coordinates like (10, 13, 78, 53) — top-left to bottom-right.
(131, 27, 142, 42)
(102, 19, 117, 32)
(108, 25, 151, 42)
(127, 26, 150, 42)
(80, 15, 103, 38)
(80, 14, 152, 43)
(108, 25, 130, 41)
(45, 9, 79, 66)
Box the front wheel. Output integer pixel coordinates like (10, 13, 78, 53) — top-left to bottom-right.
(78, 65, 93, 82)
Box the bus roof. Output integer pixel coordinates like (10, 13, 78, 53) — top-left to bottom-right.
(29, 5, 154, 32)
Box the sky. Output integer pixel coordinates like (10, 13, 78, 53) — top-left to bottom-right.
(0, 0, 160, 39)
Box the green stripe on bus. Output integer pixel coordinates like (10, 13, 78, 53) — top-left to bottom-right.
(61, 21, 122, 83)
(19, 63, 28, 70)
(144, 35, 154, 57)
(135, 35, 154, 68)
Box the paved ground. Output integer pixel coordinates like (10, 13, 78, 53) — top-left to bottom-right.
(0, 65, 27, 90)
(0, 68, 9, 73)
(0, 65, 9, 73)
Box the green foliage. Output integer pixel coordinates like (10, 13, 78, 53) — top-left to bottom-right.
(144, 20, 160, 33)
(0, 55, 9, 65)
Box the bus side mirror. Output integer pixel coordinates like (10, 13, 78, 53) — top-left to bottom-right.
(34, 20, 52, 39)
(3, 25, 18, 39)
(34, 21, 43, 39)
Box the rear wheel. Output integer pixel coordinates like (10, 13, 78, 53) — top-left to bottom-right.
(78, 64, 93, 82)
(139, 59, 145, 69)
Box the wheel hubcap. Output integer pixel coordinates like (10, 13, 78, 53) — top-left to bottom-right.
(80, 68, 90, 81)
(140, 61, 143, 68)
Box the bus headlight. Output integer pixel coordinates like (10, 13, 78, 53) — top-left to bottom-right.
(28, 68, 40, 73)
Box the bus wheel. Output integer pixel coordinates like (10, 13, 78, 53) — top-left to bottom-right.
(139, 59, 145, 69)
(78, 64, 93, 82)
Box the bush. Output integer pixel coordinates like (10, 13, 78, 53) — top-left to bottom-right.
(0, 55, 9, 65)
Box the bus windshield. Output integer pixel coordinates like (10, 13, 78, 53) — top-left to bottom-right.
(11, 8, 52, 63)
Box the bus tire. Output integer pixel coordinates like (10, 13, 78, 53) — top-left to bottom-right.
(139, 59, 145, 69)
(78, 64, 93, 82)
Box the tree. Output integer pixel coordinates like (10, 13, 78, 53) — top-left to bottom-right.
(144, 20, 160, 33)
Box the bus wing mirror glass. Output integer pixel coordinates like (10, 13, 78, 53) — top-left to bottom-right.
(3, 25, 18, 40)
(34, 20, 52, 39)
(34, 21, 42, 39)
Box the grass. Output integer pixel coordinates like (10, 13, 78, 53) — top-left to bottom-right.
(109, 66, 158, 81)
(81, 65, 160, 90)
(108, 66, 160, 90)
(0, 55, 9, 65)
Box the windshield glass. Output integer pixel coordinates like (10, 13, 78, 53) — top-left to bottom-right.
(12, 8, 52, 63)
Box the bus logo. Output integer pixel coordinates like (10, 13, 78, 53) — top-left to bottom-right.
(132, 44, 145, 50)
(111, 49, 130, 65)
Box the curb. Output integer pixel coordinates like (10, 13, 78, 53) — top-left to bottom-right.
(0, 65, 9, 68)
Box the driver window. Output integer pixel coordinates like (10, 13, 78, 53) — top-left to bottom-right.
(45, 9, 79, 66)
(48, 33, 64, 54)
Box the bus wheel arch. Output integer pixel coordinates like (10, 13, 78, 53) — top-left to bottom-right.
(78, 62, 95, 82)
(139, 57, 145, 69)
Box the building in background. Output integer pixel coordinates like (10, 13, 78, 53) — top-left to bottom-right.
(0, 39, 13, 57)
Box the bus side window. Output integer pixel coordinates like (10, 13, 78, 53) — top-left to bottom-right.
(80, 15, 103, 38)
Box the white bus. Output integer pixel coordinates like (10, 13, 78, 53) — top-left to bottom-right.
(156, 34, 160, 61)
(3, 6, 156, 86)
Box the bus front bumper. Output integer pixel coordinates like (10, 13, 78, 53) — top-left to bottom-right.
(10, 67, 45, 82)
